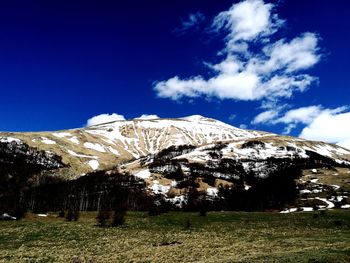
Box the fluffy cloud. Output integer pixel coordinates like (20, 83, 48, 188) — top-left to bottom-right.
(299, 110, 350, 149)
(228, 114, 236, 121)
(154, 0, 320, 106)
(277, 106, 324, 124)
(252, 105, 347, 126)
(251, 105, 350, 149)
(337, 139, 350, 150)
(136, 114, 160, 120)
(175, 12, 205, 33)
(253, 105, 322, 125)
(251, 110, 278, 124)
(213, 0, 283, 44)
(86, 113, 125, 126)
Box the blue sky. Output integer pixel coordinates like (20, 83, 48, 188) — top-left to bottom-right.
(0, 0, 349, 148)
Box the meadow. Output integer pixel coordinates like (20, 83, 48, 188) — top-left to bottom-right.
(0, 210, 349, 263)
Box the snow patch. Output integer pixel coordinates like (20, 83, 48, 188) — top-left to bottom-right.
(52, 132, 71, 138)
(88, 160, 99, 170)
(68, 136, 80, 144)
(67, 149, 98, 159)
(315, 197, 335, 209)
(108, 146, 120, 155)
(37, 214, 48, 217)
(331, 185, 340, 190)
(134, 169, 151, 179)
(166, 195, 186, 207)
(0, 137, 21, 143)
(41, 137, 56, 145)
(207, 187, 218, 197)
(84, 142, 106, 152)
(280, 208, 298, 214)
(149, 180, 170, 195)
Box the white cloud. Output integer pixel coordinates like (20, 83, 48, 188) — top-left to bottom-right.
(213, 0, 283, 43)
(175, 12, 205, 33)
(251, 110, 279, 124)
(239, 124, 248, 129)
(299, 109, 350, 149)
(337, 139, 350, 150)
(86, 113, 125, 126)
(136, 114, 160, 120)
(258, 33, 320, 73)
(251, 104, 350, 149)
(252, 105, 348, 132)
(277, 105, 324, 124)
(228, 114, 236, 121)
(154, 0, 320, 107)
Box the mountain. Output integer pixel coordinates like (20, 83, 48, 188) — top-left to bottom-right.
(0, 115, 269, 178)
(1, 115, 350, 213)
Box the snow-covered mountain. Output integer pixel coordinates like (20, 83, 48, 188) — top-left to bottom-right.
(0, 115, 270, 177)
(0, 115, 349, 177)
(1, 115, 350, 212)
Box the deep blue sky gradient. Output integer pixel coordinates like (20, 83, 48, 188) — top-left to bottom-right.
(0, 0, 349, 133)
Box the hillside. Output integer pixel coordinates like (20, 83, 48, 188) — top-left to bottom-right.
(0, 115, 270, 178)
(1, 115, 350, 213)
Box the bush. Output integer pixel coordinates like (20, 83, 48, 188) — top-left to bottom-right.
(13, 206, 26, 220)
(184, 218, 192, 229)
(66, 209, 79, 221)
(58, 211, 65, 218)
(199, 201, 208, 217)
(112, 209, 126, 226)
(73, 210, 79, 221)
(199, 209, 207, 217)
(148, 206, 161, 216)
(334, 220, 342, 227)
(334, 202, 342, 209)
(96, 210, 111, 227)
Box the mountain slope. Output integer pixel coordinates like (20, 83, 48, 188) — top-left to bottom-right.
(0, 115, 271, 178)
(1, 115, 350, 212)
(1, 115, 349, 177)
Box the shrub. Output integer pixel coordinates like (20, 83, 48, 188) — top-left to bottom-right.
(148, 206, 161, 216)
(184, 218, 192, 229)
(73, 210, 79, 221)
(13, 206, 26, 220)
(58, 211, 65, 218)
(199, 208, 207, 217)
(112, 209, 126, 226)
(66, 209, 79, 221)
(334, 220, 342, 227)
(199, 201, 208, 217)
(96, 210, 111, 227)
(334, 202, 342, 209)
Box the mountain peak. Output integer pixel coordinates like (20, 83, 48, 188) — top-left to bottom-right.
(181, 115, 219, 123)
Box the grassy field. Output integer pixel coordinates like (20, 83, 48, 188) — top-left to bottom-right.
(0, 211, 349, 263)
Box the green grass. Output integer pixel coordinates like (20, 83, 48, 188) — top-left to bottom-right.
(0, 210, 350, 262)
